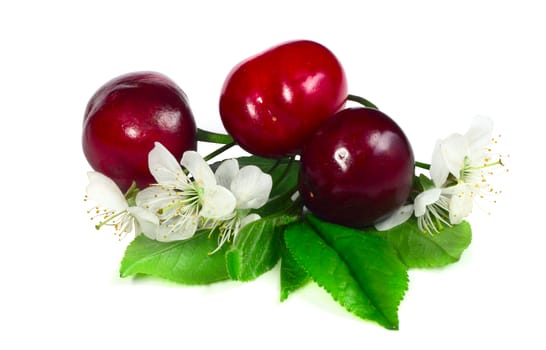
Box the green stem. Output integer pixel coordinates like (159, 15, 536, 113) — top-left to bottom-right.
(197, 128, 234, 144)
(124, 181, 140, 206)
(204, 142, 236, 162)
(347, 94, 379, 109)
(266, 158, 283, 173)
(274, 156, 295, 189)
(415, 161, 431, 170)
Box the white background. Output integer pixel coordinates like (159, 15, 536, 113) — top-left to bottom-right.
(1, 0, 544, 348)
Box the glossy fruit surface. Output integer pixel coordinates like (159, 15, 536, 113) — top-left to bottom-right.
(82, 71, 197, 191)
(219, 40, 348, 158)
(299, 107, 414, 227)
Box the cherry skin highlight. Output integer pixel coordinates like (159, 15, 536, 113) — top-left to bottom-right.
(299, 107, 415, 227)
(82, 71, 197, 192)
(219, 40, 348, 158)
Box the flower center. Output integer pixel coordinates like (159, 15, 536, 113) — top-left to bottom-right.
(418, 194, 451, 235)
(85, 198, 133, 240)
(208, 209, 251, 254)
(153, 182, 207, 238)
(454, 137, 507, 217)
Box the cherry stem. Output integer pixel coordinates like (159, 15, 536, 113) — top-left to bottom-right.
(124, 181, 140, 206)
(197, 128, 234, 144)
(274, 156, 295, 189)
(266, 158, 283, 173)
(204, 142, 236, 162)
(347, 94, 379, 109)
(415, 161, 431, 170)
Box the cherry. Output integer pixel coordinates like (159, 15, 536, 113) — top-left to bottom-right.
(219, 40, 348, 158)
(299, 107, 414, 228)
(82, 71, 197, 192)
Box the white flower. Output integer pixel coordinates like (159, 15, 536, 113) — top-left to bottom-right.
(374, 188, 451, 234)
(413, 187, 451, 234)
(374, 153, 451, 232)
(430, 115, 504, 224)
(85, 171, 158, 239)
(376, 116, 504, 233)
(136, 143, 236, 242)
(210, 159, 273, 253)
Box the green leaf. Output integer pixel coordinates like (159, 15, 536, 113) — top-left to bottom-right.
(225, 218, 279, 281)
(373, 219, 472, 268)
(418, 174, 435, 190)
(280, 244, 310, 301)
(255, 190, 298, 217)
(226, 215, 298, 281)
(285, 216, 408, 330)
(120, 230, 229, 285)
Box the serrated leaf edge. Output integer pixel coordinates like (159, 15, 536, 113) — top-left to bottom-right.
(120, 236, 187, 278)
(279, 247, 311, 302)
(119, 232, 229, 285)
(307, 215, 408, 329)
(385, 220, 472, 268)
(225, 217, 285, 282)
(284, 223, 403, 330)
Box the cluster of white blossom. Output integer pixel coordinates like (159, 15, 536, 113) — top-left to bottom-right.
(376, 115, 505, 234)
(85, 142, 272, 252)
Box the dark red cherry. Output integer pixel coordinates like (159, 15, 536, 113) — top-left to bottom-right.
(82, 71, 197, 192)
(299, 107, 414, 227)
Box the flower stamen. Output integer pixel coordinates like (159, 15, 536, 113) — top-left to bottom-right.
(416, 192, 452, 235)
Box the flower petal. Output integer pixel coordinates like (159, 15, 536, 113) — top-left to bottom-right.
(240, 213, 261, 228)
(148, 142, 187, 185)
(135, 186, 175, 214)
(291, 191, 300, 202)
(201, 185, 236, 219)
(440, 134, 467, 179)
(414, 188, 442, 217)
(215, 158, 239, 189)
(465, 115, 494, 155)
(86, 171, 128, 211)
(230, 165, 272, 209)
(181, 151, 216, 187)
(374, 204, 414, 231)
(430, 140, 449, 187)
(127, 206, 159, 239)
(157, 217, 198, 242)
(448, 184, 474, 224)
